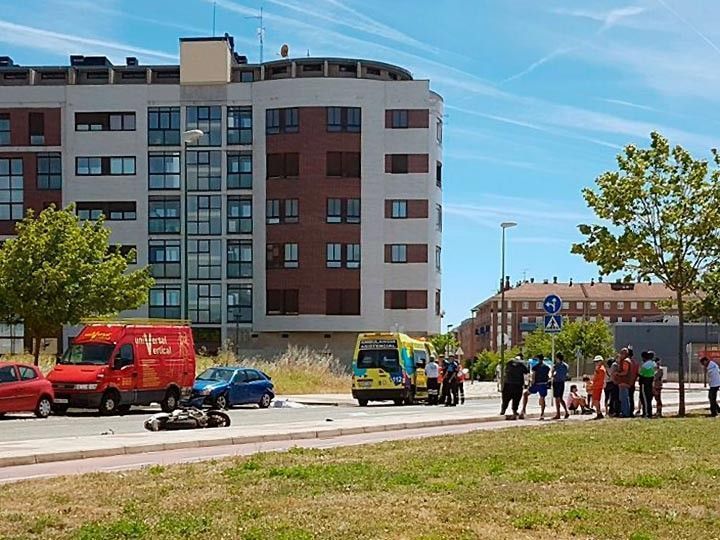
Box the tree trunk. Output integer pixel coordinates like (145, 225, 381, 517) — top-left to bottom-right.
(33, 334, 41, 366)
(677, 291, 686, 417)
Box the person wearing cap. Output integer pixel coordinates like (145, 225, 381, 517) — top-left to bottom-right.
(700, 356, 720, 417)
(500, 355, 528, 420)
(638, 351, 656, 419)
(442, 354, 460, 406)
(591, 355, 607, 419)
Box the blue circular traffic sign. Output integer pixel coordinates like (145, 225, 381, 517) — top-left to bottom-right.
(543, 294, 562, 314)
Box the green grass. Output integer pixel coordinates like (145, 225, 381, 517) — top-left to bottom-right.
(2, 418, 720, 539)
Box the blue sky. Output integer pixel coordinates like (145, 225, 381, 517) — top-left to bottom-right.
(1, 0, 719, 329)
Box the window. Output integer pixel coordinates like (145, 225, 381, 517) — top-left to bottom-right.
(148, 197, 180, 233)
(18, 366, 37, 381)
(391, 244, 407, 263)
(435, 289, 441, 316)
(75, 156, 135, 176)
(391, 200, 407, 219)
(186, 150, 221, 191)
(266, 153, 299, 178)
(149, 240, 180, 278)
(266, 289, 299, 315)
(227, 240, 252, 278)
(389, 154, 408, 174)
(227, 196, 252, 233)
(562, 301, 570, 309)
(227, 153, 252, 189)
(617, 316, 623, 323)
(228, 285, 252, 322)
(267, 243, 299, 269)
(187, 195, 221, 235)
(522, 301, 529, 310)
(644, 302, 652, 310)
(346, 244, 360, 269)
(76, 202, 136, 221)
(148, 107, 180, 145)
(435, 246, 441, 272)
(327, 199, 342, 223)
(347, 199, 360, 223)
(326, 243, 342, 268)
(590, 302, 597, 310)
(326, 152, 360, 177)
(149, 286, 181, 318)
(436, 204, 442, 231)
(535, 301, 543, 309)
(436, 161, 442, 188)
(37, 153, 61, 190)
(391, 109, 408, 128)
(326, 289, 360, 315)
(75, 112, 135, 131)
(109, 245, 137, 264)
(284, 199, 299, 223)
(29, 113, 44, 144)
(0, 365, 18, 383)
(240, 71, 255, 82)
(617, 301, 625, 310)
(188, 239, 222, 279)
(266, 199, 298, 224)
(188, 283, 221, 324)
(0, 158, 23, 220)
(186, 106, 221, 146)
(630, 302, 638, 310)
(604, 301, 611, 310)
(0, 114, 9, 145)
(149, 152, 180, 189)
(326, 107, 361, 132)
(266, 200, 280, 224)
(266, 108, 299, 134)
(576, 301, 583, 309)
(436, 119, 443, 144)
(388, 290, 407, 309)
(227, 106, 252, 145)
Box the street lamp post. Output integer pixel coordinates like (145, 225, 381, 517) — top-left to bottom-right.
(181, 129, 204, 322)
(499, 221, 517, 386)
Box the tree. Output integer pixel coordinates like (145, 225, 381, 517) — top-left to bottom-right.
(572, 132, 720, 415)
(0, 206, 154, 364)
(686, 271, 720, 324)
(471, 347, 522, 381)
(430, 331, 458, 357)
(521, 319, 614, 364)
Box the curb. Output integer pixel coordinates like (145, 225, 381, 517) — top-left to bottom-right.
(0, 400, 710, 469)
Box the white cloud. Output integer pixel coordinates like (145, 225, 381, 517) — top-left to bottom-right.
(0, 19, 177, 62)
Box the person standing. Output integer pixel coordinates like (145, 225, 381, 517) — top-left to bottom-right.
(700, 356, 720, 417)
(638, 351, 656, 419)
(653, 357, 664, 418)
(443, 355, 459, 406)
(605, 358, 617, 417)
(614, 348, 633, 418)
(628, 347, 640, 417)
(425, 356, 439, 405)
(520, 355, 551, 420)
(551, 352, 570, 420)
(458, 368, 468, 405)
(592, 355, 607, 419)
(500, 355, 528, 420)
(437, 355, 447, 406)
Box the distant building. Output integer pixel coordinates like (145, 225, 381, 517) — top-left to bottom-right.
(457, 279, 675, 358)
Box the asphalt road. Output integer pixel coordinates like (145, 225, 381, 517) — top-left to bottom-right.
(0, 399, 505, 443)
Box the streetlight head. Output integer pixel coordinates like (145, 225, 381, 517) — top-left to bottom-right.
(500, 221, 517, 229)
(182, 129, 204, 144)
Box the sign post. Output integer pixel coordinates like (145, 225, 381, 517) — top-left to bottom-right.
(543, 294, 563, 361)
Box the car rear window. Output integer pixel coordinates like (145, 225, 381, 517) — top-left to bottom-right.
(0, 365, 18, 383)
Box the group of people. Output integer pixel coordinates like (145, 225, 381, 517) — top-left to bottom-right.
(424, 354, 468, 407)
(500, 348, 669, 421)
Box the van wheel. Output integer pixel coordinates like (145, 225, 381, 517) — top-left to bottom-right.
(52, 404, 68, 415)
(161, 389, 180, 413)
(99, 392, 120, 416)
(258, 392, 272, 409)
(357, 399, 368, 407)
(35, 396, 52, 418)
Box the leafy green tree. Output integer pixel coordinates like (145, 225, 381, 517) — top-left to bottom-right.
(430, 331, 458, 357)
(0, 206, 154, 364)
(684, 271, 720, 324)
(523, 328, 554, 358)
(572, 132, 720, 415)
(471, 347, 522, 381)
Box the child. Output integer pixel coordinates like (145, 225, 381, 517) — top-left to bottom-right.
(567, 384, 593, 414)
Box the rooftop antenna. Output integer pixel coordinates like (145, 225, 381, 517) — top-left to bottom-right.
(245, 7, 265, 63)
(212, 1, 217, 36)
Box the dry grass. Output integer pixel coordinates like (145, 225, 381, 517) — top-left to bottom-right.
(2, 418, 720, 539)
(27, 346, 350, 395)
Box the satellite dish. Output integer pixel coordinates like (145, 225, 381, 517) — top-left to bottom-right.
(280, 44, 289, 58)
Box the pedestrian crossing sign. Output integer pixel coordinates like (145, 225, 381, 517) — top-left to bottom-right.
(544, 314, 562, 333)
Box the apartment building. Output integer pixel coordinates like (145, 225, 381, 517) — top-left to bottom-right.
(457, 279, 674, 358)
(0, 35, 443, 356)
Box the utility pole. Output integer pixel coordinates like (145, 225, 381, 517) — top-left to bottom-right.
(245, 7, 265, 63)
(499, 221, 517, 386)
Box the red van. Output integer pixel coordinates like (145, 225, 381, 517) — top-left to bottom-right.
(48, 322, 195, 415)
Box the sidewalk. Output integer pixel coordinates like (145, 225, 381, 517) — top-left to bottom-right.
(0, 394, 710, 469)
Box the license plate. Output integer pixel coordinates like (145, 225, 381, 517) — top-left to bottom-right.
(54, 398, 69, 404)
(358, 381, 372, 388)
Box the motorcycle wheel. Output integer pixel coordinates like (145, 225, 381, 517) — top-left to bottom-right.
(144, 417, 168, 432)
(206, 410, 231, 428)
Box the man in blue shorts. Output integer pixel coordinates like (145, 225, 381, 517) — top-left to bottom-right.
(551, 352, 570, 420)
(520, 354, 551, 420)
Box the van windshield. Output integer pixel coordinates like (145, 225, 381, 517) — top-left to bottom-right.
(59, 344, 115, 366)
(196, 368, 235, 382)
(356, 350, 400, 372)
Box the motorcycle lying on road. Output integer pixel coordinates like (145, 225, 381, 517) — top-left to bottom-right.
(144, 406, 231, 431)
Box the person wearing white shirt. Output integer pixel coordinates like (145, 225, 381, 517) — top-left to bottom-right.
(425, 358, 440, 405)
(700, 357, 720, 417)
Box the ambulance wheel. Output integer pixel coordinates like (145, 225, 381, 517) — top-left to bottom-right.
(357, 399, 368, 407)
(99, 391, 120, 416)
(161, 388, 180, 413)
